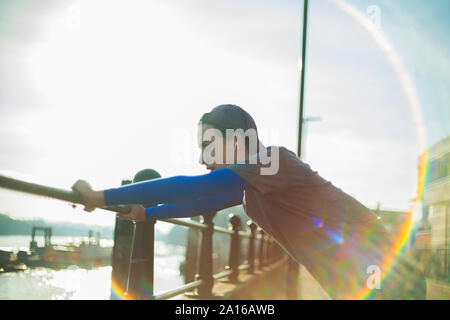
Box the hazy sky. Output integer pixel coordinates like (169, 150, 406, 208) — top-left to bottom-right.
(0, 0, 448, 232)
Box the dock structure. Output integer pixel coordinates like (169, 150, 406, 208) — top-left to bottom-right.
(30, 226, 52, 251)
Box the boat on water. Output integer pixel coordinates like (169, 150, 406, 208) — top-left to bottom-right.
(0, 249, 27, 272)
(1, 226, 112, 272)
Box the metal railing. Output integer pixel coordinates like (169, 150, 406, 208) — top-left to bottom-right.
(0, 173, 287, 300)
(118, 212, 285, 300)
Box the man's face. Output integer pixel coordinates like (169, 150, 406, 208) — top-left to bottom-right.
(197, 123, 231, 171)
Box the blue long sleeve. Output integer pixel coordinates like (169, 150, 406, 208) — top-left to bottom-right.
(144, 191, 243, 220)
(104, 168, 249, 206)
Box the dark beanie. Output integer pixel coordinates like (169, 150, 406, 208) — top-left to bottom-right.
(199, 104, 258, 135)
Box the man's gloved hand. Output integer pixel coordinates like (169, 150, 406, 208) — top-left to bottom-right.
(116, 204, 146, 222)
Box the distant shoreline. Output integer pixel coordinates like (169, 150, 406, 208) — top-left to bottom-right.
(0, 213, 114, 239)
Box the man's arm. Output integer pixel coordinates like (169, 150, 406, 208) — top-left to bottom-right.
(117, 191, 244, 221)
(144, 191, 243, 219)
(72, 168, 249, 212)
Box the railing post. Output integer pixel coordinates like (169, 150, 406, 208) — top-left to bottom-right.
(247, 221, 257, 274)
(258, 228, 265, 269)
(226, 214, 241, 283)
(263, 235, 269, 265)
(274, 243, 282, 261)
(47, 228, 52, 247)
(110, 179, 134, 300)
(269, 238, 275, 263)
(127, 219, 155, 300)
(195, 213, 216, 298)
(286, 256, 300, 299)
(184, 216, 201, 284)
(127, 168, 165, 300)
(266, 237, 272, 264)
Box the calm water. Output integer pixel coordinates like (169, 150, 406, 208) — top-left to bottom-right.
(0, 235, 185, 299)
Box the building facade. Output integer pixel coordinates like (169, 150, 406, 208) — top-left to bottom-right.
(415, 136, 450, 298)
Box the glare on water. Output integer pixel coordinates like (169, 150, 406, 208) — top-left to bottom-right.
(0, 236, 185, 299)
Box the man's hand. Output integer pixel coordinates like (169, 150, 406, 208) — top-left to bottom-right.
(116, 204, 146, 222)
(71, 179, 105, 212)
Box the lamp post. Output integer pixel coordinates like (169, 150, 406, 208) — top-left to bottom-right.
(289, 0, 310, 301)
(301, 116, 321, 162)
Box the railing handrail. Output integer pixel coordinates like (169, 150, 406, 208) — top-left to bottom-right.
(161, 218, 252, 237)
(0, 174, 130, 213)
(154, 279, 204, 300)
(159, 218, 208, 230)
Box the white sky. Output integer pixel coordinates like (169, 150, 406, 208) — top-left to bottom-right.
(0, 0, 448, 231)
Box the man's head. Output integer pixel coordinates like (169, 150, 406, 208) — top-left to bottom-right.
(197, 104, 259, 171)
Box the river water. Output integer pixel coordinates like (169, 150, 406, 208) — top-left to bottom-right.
(0, 235, 185, 299)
